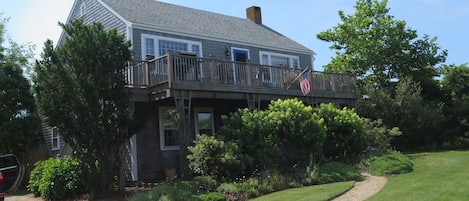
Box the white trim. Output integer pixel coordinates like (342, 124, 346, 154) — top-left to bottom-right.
(193, 108, 215, 137)
(97, 0, 132, 27)
(60, 0, 134, 45)
(133, 23, 315, 56)
(51, 127, 62, 151)
(58, 0, 80, 44)
(129, 134, 138, 181)
(231, 47, 250, 62)
(97, 0, 133, 45)
(141, 34, 203, 59)
(158, 107, 180, 151)
(259, 51, 300, 69)
(231, 47, 250, 84)
(127, 25, 133, 51)
(79, 1, 86, 18)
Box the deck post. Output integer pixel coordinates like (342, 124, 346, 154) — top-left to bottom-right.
(280, 65, 284, 88)
(246, 60, 252, 86)
(145, 61, 149, 86)
(167, 50, 173, 88)
(209, 55, 215, 83)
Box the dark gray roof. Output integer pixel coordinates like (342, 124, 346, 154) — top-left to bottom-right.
(101, 0, 313, 54)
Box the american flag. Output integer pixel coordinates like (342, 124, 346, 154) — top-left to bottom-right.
(299, 70, 310, 96)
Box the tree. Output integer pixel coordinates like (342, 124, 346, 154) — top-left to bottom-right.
(358, 78, 444, 149)
(440, 64, 469, 147)
(317, 0, 447, 98)
(0, 15, 38, 154)
(34, 20, 134, 194)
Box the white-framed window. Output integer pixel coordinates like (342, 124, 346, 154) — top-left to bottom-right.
(194, 108, 215, 137)
(51, 127, 62, 150)
(259, 51, 300, 69)
(142, 34, 202, 59)
(79, 2, 86, 17)
(159, 107, 180, 151)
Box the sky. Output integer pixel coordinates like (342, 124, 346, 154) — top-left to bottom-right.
(1, 0, 469, 71)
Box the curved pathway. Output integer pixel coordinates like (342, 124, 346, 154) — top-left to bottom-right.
(332, 172, 387, 201)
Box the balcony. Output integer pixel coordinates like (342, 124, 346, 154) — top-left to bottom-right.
(124, 53, 358, 103)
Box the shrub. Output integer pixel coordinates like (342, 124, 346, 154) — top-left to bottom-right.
(187, 135, 243, 180)
(368, 152, 413, 176)
(266, 99, 326, 168)
(362, 118, 401, 156)
(316, 103, 366, 162)
(235, 178, 259, 197)
(172, 176, 217, 195)
(219, 99, 326, 172)
(129, 185, 202, 201)
(216, 183, 239, 194)
(28, 160, 46, 196)
(199, 192, 228, 201)
(28, 157, 87, 200)
(192, 176, 219, 194)
(218, 108, 279, 171)
(257, 170, 290, 194)
(312, 161, 363, 184)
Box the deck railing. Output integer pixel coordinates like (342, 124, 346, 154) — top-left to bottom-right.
(125, 53, 356, 93)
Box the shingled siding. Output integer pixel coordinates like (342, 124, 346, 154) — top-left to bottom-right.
(60, 0, 128, 45)
(38, 115, 65, 157)
(131, 28, 312, 67)
(134, 98, 252, 181)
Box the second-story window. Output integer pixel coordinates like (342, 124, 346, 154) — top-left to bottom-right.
(142, 34, 202, 59)
(159, 40, 187, 56)
(259, 51, 300, 69)
(145, 38, 155, 59)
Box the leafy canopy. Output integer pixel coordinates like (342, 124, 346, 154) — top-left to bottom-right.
(0, 15, 38, 154)
(317, 0, 446, 92)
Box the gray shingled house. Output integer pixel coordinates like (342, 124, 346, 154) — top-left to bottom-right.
(51, 0, 358, 182)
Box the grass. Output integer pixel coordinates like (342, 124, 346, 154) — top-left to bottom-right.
(368, 150, 469, 201)
(249, 181, 354, 201)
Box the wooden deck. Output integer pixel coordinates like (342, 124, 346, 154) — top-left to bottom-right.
(124, 53, 358, 105)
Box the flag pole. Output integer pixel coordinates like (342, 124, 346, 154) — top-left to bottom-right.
(286, 67, 310, 89)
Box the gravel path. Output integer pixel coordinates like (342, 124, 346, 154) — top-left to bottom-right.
(332, 172, 387, 201)
(5, 194, 43, 201)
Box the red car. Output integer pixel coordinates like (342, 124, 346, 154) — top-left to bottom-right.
(0, 154, 21, 201)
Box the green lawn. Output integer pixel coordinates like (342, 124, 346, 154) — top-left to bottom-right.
(368, 150, 469, 201)
(249, 181, 354, 201)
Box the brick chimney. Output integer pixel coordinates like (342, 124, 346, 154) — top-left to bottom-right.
(246, 6, 262, 24)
